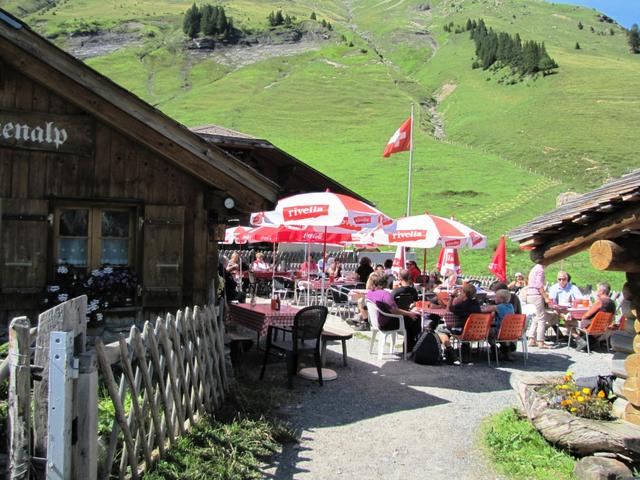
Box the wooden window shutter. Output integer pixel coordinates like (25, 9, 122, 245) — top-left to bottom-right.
(142, 205, 185, 307)
(0, 198, 49, 293)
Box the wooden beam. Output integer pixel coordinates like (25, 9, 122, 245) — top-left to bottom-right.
(530, 205, 640, 265)
(0, 26, 277, 212)
(590, 239, 640, 272)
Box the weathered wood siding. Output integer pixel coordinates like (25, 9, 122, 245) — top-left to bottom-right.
(0, 60, 214, 325)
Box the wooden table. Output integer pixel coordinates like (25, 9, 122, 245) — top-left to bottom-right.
(228, 303, 300, 337)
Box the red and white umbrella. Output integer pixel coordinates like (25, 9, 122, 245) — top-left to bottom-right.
(365, 213, 486, 249)
(436, 247, 461, 276)
(272, 192, 393, 230)
(391, 245, 406, 278)
(222, 226, 251, 244)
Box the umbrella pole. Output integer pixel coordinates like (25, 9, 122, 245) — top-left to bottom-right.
(271, 242, 277, 297)
(321, 226, 327, 306)
(238, 243, 243, 293)
(305, 242, 310, 306)
(422, 247, 427, 304)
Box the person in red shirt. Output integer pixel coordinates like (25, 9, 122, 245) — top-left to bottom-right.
(406, 260, 421, 283)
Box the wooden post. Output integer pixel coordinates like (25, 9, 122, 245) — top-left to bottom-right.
(590, 240, 640, 272)
(73, 352, 98, 480)
(33, 295, 87, 458)
(8, 316, 31, 480)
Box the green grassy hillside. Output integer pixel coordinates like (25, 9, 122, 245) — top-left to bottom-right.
(5, 0, 639, 286)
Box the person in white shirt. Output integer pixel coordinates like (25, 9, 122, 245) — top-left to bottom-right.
(252, 252, 270, 272)
(548, 271, 583, 306)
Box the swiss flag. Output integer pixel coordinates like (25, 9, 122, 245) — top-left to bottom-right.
(488, 235, 507, 282)
(383, 117, 412, 157)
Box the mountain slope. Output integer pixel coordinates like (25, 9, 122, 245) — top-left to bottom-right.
(4, 0, 638, 283)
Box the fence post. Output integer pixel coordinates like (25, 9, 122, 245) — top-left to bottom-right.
(47, 331, 78, 480)
(8, 316, 31, 480)
(73, 351, 98, 480)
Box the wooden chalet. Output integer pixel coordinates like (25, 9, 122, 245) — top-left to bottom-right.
(0, 10, 362, 332)
(508, 168, 640, 424)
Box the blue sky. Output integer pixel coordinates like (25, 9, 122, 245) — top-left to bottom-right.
(548, 0, 639, 28)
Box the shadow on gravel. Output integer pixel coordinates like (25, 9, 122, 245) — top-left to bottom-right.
(236, 341, 577, 479)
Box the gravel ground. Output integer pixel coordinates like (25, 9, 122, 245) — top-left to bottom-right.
(253, 312, 613, 479)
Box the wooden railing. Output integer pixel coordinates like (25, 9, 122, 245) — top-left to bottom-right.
(4, 297, 228, 479)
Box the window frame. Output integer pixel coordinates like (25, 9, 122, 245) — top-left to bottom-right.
(53, 203, 136, 272)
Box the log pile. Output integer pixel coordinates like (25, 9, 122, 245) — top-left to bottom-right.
(589, 241, 640, 425)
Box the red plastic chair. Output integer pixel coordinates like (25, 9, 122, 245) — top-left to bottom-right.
(494, 314, 527, 367)
(567, 311, 614, 353)
(452, 313, 493, 366)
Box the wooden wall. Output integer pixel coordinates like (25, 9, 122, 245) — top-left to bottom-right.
(0, 59, 216, 329)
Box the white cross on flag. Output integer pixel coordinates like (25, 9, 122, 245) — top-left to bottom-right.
(383, 117, 412, 158)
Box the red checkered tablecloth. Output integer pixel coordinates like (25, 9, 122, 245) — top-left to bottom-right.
(416, 307, 457, 330)
(229, 303, 300, 337)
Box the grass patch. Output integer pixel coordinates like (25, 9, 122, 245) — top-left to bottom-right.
(144, 357, 297, 479)
(144, 414, 294, 480)
(481, 408, 576, 479)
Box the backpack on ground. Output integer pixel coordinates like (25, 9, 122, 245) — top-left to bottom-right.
(412, 329, 443, 365)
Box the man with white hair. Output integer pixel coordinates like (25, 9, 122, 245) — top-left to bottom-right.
(571, 282, 616, 351)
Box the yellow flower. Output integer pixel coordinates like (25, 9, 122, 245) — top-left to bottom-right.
(577, 396, 585, 402)
(570, 407, 577, 412)
(556, 385, 562, 390)
(582, 387, 591, 395)
(597, 390, 606, 398)
(561, 385, 569, 390)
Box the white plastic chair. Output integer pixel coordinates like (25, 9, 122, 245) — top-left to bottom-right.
(366, 300, 407, 360)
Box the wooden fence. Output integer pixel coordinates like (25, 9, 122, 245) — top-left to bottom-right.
(3, 296, 228, 479)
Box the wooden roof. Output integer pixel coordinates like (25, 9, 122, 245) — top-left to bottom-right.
(192, 125, 371, 203)
(0, 10, 279, 212)
(508, 169, 640, 265)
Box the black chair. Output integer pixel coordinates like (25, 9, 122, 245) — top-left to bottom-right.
(260, 306, 328, 388)
(394, 292, 415, 310)
(329, 287, 350, 318)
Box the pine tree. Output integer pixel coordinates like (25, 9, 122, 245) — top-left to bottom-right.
(578, 21, 583, 30)
(183, 3, 201, 39)
(267, 11, 276, 27)
(275, 10, 284, 26)
(466, 18, 473, 31)
(575, 42, 581, 49)
(629, 24, 640, 53)
(310, 11, 317, 20)
(200, 4, 215, 36)
(216, 7, 228, 34)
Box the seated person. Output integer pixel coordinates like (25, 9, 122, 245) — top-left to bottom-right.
(483, 289, 515, 360)
(327, 259, 343, 279)
(406, 261, 421, 283)
(391, 269, 419, 309)
(251, 252, 270, 272)
(507, 272, 526, 294)
(299, 254, 317, 277)
(446, 283, 481, 335)
(570, 282, 616, 351)
(367, 274, 421, 351)
(352, 271, 379, 330)
(490, 282, 522, 314)
(356, 256, 374, 283)
(548, 270, 583, 306)
(444, 270, 458, 289)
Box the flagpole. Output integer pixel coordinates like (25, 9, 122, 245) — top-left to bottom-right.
(406, 103, 414, 217)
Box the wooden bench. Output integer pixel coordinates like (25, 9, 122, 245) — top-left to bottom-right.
(321, 327, 353, 367)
